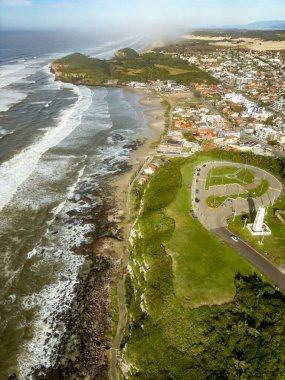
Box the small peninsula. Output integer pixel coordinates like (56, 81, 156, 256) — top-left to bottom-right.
(51, 48, 218, 86)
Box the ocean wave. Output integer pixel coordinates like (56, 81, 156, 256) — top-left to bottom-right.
(18, 250, 85, 378)
(16, 158, 96, 377)
(0, 54, 60, 90)
(0, 85, 93, 212)
(0, 127, 15, 139)
(0, 89, 28, 113)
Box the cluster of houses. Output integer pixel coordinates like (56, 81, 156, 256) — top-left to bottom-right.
(127, 80, 189, 92)
(162, 91, 285, 154)
(157, 131, 201, 155)
(188, 49, 285, 149)
(195, 49, 285, 109)
(128, 47, 285, 157)
(137, 159, 166, 185)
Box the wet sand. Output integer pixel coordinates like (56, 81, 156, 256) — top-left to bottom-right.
(111, 89, 165, 193)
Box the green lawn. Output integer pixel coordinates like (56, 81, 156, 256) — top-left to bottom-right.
(206, 180, 269, 208)
(123, 153, 285, 379)
(166, 160, 254, 306)
(206, 166, 254, 188)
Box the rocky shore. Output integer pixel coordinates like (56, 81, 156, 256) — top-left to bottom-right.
(20, 179, 122, 379)
(7, 91, 165, 380)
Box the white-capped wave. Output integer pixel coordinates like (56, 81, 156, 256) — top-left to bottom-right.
(0, 85, 93, 212)
(18, 251, 85, 377)
(17, 157, 95, 377)
(0, 88, 28, 112)
(0, 127, 15, 139)
(0, 61, 39, 89)
(0, 54, 60, 89)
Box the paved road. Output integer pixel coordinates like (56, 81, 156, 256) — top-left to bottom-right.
(242, 135, 285, 158)
(191, 161, 285, 290)
(214, 227, 285, 290)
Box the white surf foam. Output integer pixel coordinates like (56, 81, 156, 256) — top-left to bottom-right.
(0, 54, 61, 89)
(17, 160, 95, 377)
(0, 127, 15, 139)
(0, 85, 93, 212)
(0, 88, 28, 112)
(18, 251, 85, 378)
(0, 60, 40, 89)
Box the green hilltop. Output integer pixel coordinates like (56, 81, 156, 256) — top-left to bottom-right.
(50, 48, 218, 86)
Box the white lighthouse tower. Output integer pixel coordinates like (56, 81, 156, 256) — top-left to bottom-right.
(247, 206, 271, 236)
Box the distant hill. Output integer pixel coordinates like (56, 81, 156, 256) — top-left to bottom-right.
(230, 20, 285, 30)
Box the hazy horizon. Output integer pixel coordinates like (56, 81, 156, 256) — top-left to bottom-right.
(1, 0, 285, 34)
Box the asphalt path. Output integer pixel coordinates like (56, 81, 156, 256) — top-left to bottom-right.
(214, 227, 285, 290)
(242, 135, 285, 158)
(191, 161, 285, 290)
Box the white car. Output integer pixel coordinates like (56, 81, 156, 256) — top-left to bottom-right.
(231, 235, 238, 242)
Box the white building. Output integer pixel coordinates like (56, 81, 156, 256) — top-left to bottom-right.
(255, 126, 280, 142)
(272, 98, 285, 114)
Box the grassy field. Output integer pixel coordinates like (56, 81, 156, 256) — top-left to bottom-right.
(154, 64, 191, 75)
(206, 180, 269, 208)
(122, 153, 285, 379)
(166, 160, 254, 306)
(206, 166, 254, 188)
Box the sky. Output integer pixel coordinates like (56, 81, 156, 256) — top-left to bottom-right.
(0, 0, 285, 32)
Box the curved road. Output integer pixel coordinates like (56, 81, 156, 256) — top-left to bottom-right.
(191, 161, 285, 291)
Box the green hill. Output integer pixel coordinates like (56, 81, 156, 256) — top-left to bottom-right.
(51, 50, 218, 86)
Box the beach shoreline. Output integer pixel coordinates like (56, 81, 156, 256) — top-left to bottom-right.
(110, 89, 165, 192)
(29, 88, 166, 379)
(108, 89, 165, 378)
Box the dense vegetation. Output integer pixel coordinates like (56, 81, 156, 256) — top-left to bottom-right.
(123, 153, 285, 379)
(51, 50, 218, 86)
(203, 149, 285, 181)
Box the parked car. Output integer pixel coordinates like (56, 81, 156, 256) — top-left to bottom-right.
(231, 235, 238, 242)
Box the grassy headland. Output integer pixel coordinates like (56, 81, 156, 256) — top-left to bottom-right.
(51, 49, 218, 86)
(122, 153, 285, 379)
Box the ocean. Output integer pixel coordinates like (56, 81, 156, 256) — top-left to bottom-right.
(0, 30, 152, 378)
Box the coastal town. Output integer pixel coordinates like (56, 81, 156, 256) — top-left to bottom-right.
(2, 0, 285, 376)
(2, 20, 285, 380)
(127, 47, 285, 180)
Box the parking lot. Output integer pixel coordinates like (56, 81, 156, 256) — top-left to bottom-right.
(191, 161, 283, 230)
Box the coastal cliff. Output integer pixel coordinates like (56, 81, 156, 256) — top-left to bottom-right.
(50, 53, 110, 85)
(50, 63, 87, 84)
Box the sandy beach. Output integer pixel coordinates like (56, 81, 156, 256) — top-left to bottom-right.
(111, 89, 165, 192)
(182, 34, 285, 51)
